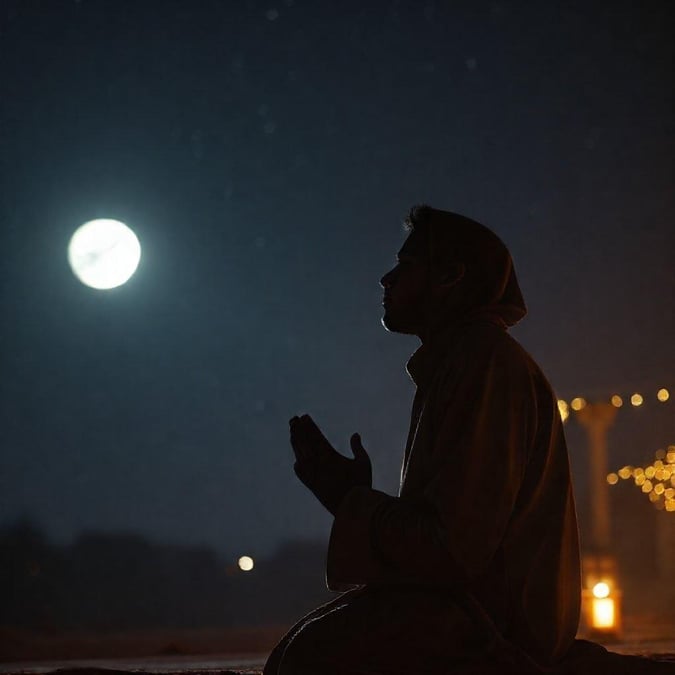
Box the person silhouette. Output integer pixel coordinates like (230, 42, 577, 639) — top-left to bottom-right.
(264, 205, 581, 674)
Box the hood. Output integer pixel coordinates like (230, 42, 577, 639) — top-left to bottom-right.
(421, 207, 527, 334)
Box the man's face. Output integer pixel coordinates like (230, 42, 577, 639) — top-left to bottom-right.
(379, 231, 431, 336)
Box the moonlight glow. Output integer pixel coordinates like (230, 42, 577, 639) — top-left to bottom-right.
(68, 219, 141, 289)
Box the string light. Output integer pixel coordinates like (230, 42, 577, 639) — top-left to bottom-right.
(631, 393, 643, 407)
(557, 387, 672, 422)
(571, 397, 586, 411)
(609, 445, 675, 512)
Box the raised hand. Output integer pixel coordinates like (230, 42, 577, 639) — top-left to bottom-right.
(290, 414, 372, 515)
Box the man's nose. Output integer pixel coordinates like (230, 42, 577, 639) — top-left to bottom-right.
(380, 270, 393, 289)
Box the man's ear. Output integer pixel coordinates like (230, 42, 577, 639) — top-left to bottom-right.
(437, 262, 466, 289)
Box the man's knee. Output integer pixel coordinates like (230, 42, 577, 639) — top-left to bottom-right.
(275, 625, 321, 674)
(275, 613, 353, 675)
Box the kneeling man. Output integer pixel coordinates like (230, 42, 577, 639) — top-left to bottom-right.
(264, 205, 581, 675)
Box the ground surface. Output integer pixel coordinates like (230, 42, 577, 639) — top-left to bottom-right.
(3, 645, 675, 675)
(3, 623, 675, 675)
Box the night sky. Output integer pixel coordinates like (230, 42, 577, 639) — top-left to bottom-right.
(1, 0, 673, 561)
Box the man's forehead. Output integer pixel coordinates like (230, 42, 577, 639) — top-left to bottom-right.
(397, 230, 428, 260)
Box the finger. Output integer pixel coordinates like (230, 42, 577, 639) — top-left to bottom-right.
(295, 415, 319, 440)
(293, 460, 315, 486)
(290, 425, 315, 462)
(302, 416, 333, 453)
(350, 433, 366, 459)
(291, 439, 313, 463)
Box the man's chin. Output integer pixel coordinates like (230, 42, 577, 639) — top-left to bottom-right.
(381, 311, 418, 336)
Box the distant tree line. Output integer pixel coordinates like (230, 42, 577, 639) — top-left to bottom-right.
(0, 520, 332, 631)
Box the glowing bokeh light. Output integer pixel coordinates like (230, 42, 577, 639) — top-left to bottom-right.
(610, 395, 623, 408)
(592, 582, 610, 599)
(238, 555, 254, 571)
(630, 393, 643, 407)
(657, 388, 670, 402)
(606, 473, 618, 485)
(570, 397, 586, 411)
(591, 598, 615, 629)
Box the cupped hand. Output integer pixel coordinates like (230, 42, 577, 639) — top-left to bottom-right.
(289, 414, 372, 514)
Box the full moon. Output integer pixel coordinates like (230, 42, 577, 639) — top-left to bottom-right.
(68, 219, 142, 290)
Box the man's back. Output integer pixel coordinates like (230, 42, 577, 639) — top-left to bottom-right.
(327, 318, 581, 665)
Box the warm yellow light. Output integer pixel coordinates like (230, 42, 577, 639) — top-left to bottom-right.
(557, 400, 569, 422)
(642, 479, 653, 493)
(666, 499, 675, 512)
(657, 388, 670, 402)
(592, 598, 616, 629)
(665, 488, 675, 499)
(634, 467, 644, 477)
(645, 466, 656, 478)
(592, 582, 610, 599)
(610, 395, 623, 408)
(630, 393, 643, 407)
(238, 555, 255, 571)
(655, 469, 665, 481)
(654, 483, 665, 495)
(606, 473, 618, 485)
(618, 466, 632, 480)
(649, 491, 661, 503)
(571, 397, 586, 411)
(667, 451, 675, 464)
(635, 474, 646, 486)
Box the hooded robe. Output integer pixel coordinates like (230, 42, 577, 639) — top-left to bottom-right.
(265, 209, 581, 675)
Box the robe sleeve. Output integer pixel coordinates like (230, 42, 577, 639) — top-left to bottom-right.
(326, 338, 537, 590)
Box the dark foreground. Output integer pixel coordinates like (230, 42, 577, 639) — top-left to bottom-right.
(3, 624, 675, 674)
(2, 646, 675, 675)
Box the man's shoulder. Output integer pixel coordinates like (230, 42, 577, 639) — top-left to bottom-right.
(453, 320, 529, 361)
(450, 321, 551, 388)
